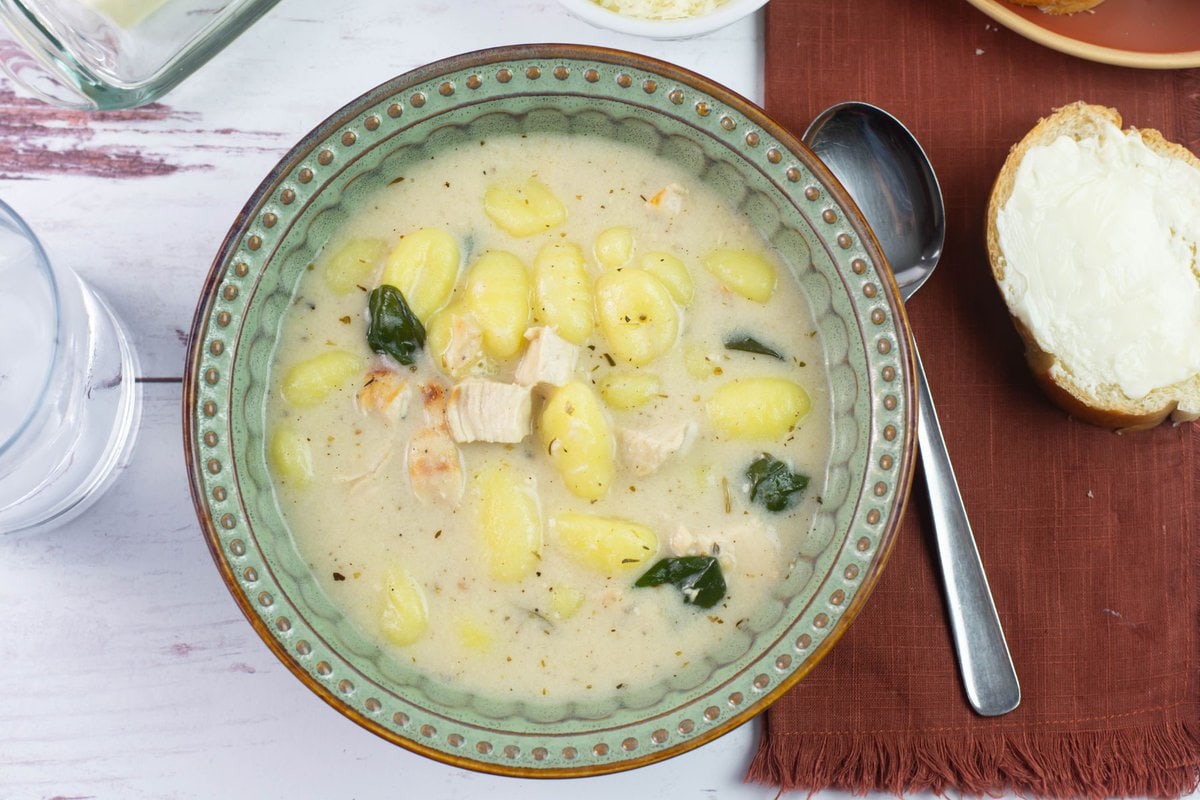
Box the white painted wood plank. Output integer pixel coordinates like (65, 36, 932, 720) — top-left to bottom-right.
(0, 0, 762, 378)
(0, 2, 783, 797)
(8, 3, 1182, 798)
(0, 383, 785, 798)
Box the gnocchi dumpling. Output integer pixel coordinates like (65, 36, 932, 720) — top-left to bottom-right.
(594, 268, 679, 366)
(548, 585, 585, 620)
(702, 248, 777, 303)
(598, 370, 661, 410)
(380, 227, 461, 322)
(465, 251, 531, 359)
(484, 177, 566, 237)
(552, 513, 659, 573)
(323, 238, 386, 295)
(454, 615, 494, 651)
(706, 377, 811, 440)
(639, 251, 693, 306)
(683, 345, 721, 380)
(540, 381, 614, 500)
(532, 242, 594, 345)
(380, 565, 429, 646)
(474, 461, 542, 582)
(281, 350, 365, 408)
(593, 226, 634, 269)
(268, 426, 313, 484)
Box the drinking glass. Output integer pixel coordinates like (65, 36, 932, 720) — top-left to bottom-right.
(0, 199, 141, 534)
(0, 0, 281, 110)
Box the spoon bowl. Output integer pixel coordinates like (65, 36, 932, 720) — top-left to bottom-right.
(803, 102, 1021, 717)
(804, 102, 944, 301)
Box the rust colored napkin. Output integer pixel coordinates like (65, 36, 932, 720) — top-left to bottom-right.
(751, 1, 1200, 796)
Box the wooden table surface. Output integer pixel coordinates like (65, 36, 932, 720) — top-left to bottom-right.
(0, 2, 801, 798)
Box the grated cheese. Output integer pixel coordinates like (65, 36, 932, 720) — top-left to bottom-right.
(593, 0, 727, 20)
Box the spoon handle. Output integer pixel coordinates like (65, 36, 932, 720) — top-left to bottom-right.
(912, 342, 1021, 717)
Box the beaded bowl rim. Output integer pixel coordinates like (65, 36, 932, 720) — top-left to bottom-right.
(182, 43, 917, 778)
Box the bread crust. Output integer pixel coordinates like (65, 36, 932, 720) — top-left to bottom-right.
(985, 102, 1200, 432)
(1005, 0, 1105, 14)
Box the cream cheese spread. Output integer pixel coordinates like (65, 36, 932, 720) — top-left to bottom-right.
(996, 120, 1200, 400)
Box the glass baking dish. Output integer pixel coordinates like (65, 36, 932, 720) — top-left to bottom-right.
(0, 0, 280, 109)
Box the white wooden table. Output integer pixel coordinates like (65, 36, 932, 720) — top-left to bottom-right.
(0, 2, 808, 798)
(5, 3, 1192, 798)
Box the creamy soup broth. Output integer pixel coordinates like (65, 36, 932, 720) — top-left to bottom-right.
(266, 132, 832, 701)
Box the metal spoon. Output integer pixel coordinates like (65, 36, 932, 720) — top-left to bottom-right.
(803, 102, 1020, 717)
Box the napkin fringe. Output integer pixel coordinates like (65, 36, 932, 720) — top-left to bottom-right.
(747, 719, 1200, 799)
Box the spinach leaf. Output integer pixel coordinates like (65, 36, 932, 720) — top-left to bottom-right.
(367, 284, 425, 365)
(746, 453, 809, 512)
(724, 334, 784, 360)
(634, 556, 726, 609)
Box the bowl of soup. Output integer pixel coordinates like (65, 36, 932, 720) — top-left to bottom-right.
(184, 44, 916, 776)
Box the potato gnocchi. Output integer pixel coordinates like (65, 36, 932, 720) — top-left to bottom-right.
(381, 227, 460, 322)
(463, 251, 531, 359)
(540, 380, 615, 500)
(595, 268, 680, 366)
(474, 461, 543, 581)
(532, 242, 595, 344)
(267, 133, 831, 701)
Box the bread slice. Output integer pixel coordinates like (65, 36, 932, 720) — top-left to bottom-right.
(985, 102, 1200, 432)
(1005, 0, 1104, 15)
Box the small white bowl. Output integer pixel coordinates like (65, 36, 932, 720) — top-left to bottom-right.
(556, 0, 767, 39)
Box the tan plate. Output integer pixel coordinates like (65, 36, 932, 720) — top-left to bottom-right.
(964, 0, 1200, 68)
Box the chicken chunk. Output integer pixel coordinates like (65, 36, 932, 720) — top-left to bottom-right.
(645, 183, 685, 216)
(670, 524, 733, 568)
(440, 312, 487, 377)
(407, 425, 463, 508)
(670, 520, 782, 580)
(617, 420, 696, 476)
(404, 379, 465, 507)
(446, 379, 532, 444)
(356, 368, 412, 422)
(419, 380, 451, 427)
(514, 326, 579, 388)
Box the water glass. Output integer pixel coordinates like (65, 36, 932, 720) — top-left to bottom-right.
(0, 0, 281, 110)
(0, 200, 141, 534)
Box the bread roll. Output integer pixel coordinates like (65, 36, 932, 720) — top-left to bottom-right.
(985, 102, 1200, 431)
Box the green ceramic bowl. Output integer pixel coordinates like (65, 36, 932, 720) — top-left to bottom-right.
(183, 44, 916, 777)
